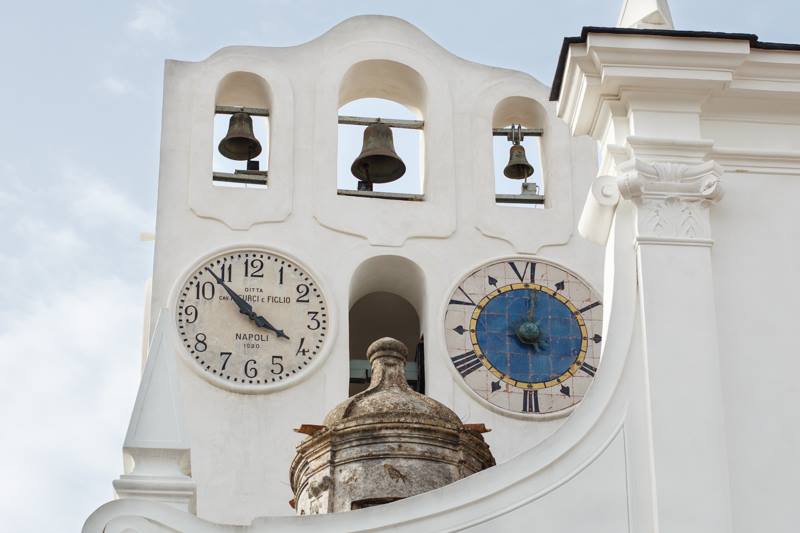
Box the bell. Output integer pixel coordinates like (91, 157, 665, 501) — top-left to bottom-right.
(218, 112, 262, 161)
(351, 122, 406, 184)
(503, 143, 534, 180)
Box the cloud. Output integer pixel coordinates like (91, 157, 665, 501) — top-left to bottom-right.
(0, 278, 143, 531)
(100, 76, 133, 95)
(0, 162, 152, 327)
(127, 1, 177, 40)
(63, 165, 151, 230)
(0, 158, 153, 530)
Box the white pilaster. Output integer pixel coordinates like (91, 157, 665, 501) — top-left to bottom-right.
(620, 157, 730, 532)
(560, 29, 734, 533)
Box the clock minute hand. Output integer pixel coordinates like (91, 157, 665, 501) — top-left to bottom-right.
(203, 267, 290, 340)
(204, 267, 254, 315)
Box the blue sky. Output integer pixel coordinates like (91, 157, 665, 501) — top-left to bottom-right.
(0, 1, 796, 530)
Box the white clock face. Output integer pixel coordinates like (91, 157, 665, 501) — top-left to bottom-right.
(175, 249, 328, 390)
(445, 258, 603, 416)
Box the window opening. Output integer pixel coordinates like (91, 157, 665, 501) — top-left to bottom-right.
(493, 124, 543, 208)
(212, 106, 269, 189)
(348, 292, 422, 396)
(338, 98, 423, 201)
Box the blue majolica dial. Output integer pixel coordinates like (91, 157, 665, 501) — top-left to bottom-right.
(473, 284, 586, 389)
(445, 258, 603, 416)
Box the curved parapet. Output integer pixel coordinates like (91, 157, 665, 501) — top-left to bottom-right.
(85, 185, 640, 533)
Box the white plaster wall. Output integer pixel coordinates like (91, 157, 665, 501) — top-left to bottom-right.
(702, 93, 800, 533)
(711, 170, 800, 533)
(147, 16, 603, 524)
(462, 432, 629, 533)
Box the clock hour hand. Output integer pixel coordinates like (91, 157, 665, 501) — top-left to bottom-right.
(204, 267, 290, 340)
(252, 314, 290, 340)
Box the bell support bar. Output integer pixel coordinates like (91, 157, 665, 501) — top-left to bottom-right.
(214, 106, 543, 136)
(215, 105, 271, 117)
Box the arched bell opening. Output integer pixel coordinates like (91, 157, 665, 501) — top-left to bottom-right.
(348, 255, 426, 396)
(337, 60, 426, 199)
(213, 71, 272, 189)
(492, 96, 546, 208)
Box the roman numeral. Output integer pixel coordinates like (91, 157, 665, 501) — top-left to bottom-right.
(451, 351, 482, 378)
(522, 390, 539, 413)
(449, 286, 476, 306)
(580, 362, 597, 377)
(578, 301, 601, 314)
(509, 261, 536, 283)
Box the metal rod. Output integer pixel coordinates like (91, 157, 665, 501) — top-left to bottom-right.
(493, 127, 543, 137)
(212, 171, 268, 186)
(215, 105, 270, 117)
(337, 189, 425, 201)
(214, 107, 542, 137)
(495, 193, 545, 205)
(337, 115, 425, 130)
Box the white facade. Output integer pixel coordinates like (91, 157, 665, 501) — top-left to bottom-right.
(84, 6, 800, 533)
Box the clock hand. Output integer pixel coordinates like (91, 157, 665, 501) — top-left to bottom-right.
(204, 267, 290, 340)
(252, 313, 291, 340)
(527, 289, 535, 321)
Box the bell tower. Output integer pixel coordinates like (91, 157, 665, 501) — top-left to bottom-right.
(87, 14, 612, 531)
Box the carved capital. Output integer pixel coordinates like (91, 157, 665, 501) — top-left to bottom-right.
(616, 159, 724, 245)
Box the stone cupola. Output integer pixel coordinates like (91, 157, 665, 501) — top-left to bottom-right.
(290, 338, 495, 515)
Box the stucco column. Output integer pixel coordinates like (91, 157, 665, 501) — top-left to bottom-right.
(616, 154, 731, 533)
(555, 27, 746, 530)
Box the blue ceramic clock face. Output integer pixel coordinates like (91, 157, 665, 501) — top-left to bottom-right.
(445, 258, 603, 416)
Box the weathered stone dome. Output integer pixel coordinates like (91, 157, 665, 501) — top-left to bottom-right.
(290, 337, 495, 515)
(322, 338, 462, 428)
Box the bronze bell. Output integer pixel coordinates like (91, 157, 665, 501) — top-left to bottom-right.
(351, 122, 406, 184)
(218, 112, 262, 161)
(503, 143, 534, 180)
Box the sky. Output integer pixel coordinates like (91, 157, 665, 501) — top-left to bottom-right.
(1, 0, 797, 530)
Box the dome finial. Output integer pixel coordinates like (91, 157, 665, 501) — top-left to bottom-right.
(617, 0, 674, 30)
(367, 337, 408, 364)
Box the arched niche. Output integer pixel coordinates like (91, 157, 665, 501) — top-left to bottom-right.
(215, 71, 273, 108)
(348, 255, 426, 395)
(337, 60, 427, 195)
(339, 60, 426, 114)
(213, 71, 273, 186)
(492, 96, 547, 203)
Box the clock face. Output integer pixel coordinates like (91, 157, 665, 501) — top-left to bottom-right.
(444, 258, 602, 416)
(175, 249, 328, 391)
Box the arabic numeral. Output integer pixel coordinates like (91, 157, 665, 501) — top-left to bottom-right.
(219, 352, 232, 370)
(185, 305, 198, 324)
(195, 333, 207, 352)
(271, 355, 284, 375)
(296, 284, 310, 303)
(218, 263, 232, 282)
(278, 266, 284, 285)
(245, 258, 264, 277)
(244, 359, 258, 378)
(296, 338, 309, 356)
(195, 281, 215, 300)
(307, 311, 321, 330)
